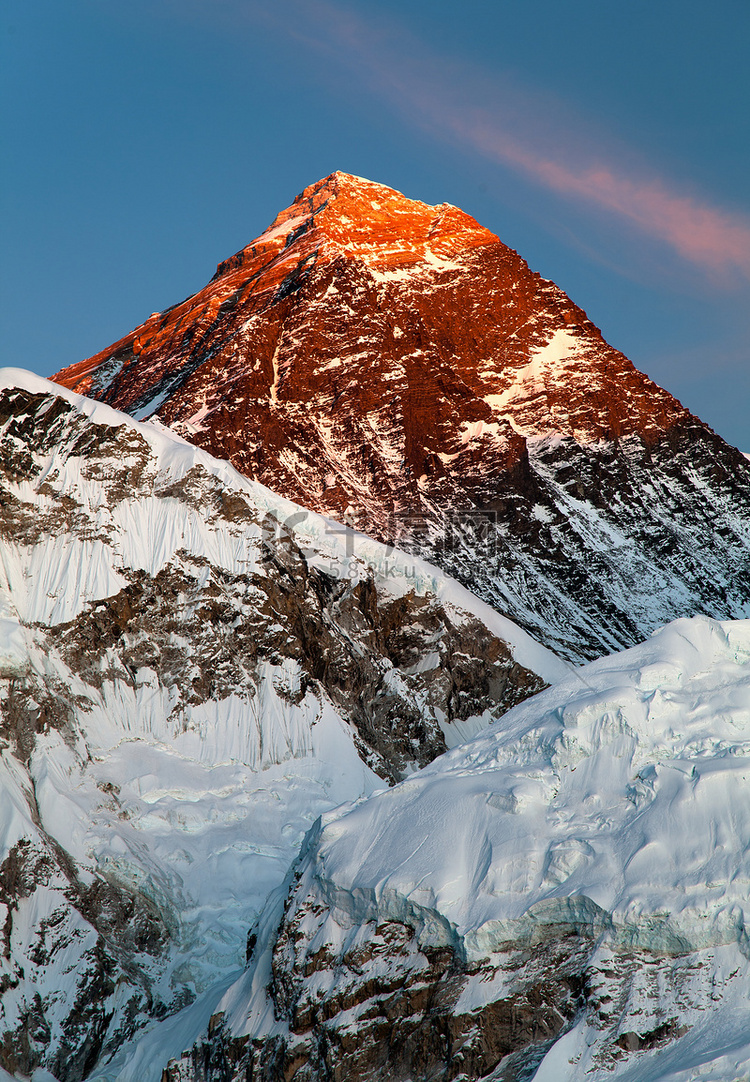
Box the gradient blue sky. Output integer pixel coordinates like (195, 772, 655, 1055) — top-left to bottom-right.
(2, 0, 749, 447)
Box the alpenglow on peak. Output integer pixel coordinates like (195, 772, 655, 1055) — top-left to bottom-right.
(53, 173, 750, 661)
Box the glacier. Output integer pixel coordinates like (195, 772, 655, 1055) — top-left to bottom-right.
(184, 615, 750, 1080)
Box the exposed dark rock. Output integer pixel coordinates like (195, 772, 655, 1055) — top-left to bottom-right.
(615, 1019, 688, 1053)
(45, 540, 543, 783)
(165, 911, 594, 1082)
(0, 829, 173, 1082)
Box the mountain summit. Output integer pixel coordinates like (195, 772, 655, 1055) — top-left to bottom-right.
(213, 170, 498, 277)
(54, 173, 750, 658)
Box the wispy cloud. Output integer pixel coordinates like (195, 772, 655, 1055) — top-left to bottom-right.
(435, 114, 750, 277)
(261, 0, 750, 282)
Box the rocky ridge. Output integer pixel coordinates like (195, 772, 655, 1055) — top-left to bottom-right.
(54, 172, 750, 660)
(0, 370, 559, 1079)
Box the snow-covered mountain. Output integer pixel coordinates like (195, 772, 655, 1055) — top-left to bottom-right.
(6, 172, 750, 1081)
(54, 172, 750, 661)
(165, 615, 750, 1082)
(0, 369, 561, 1079)
(3, 368, 750, 1081)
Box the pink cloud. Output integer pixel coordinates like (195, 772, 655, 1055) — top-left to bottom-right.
(277, 0, 750, 280)
(462, 122, 750, 275)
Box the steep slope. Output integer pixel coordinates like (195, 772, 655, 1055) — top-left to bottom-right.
(54, 172, 750, 660)
(0, 370, 560, 1079)
(166, 615, 750, 1082)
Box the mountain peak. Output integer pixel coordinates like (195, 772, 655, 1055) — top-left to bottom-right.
(52, 174, 750, 661)
(213, 171, 498, 280)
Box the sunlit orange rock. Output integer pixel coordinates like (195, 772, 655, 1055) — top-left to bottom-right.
(54, 172, 750, 659)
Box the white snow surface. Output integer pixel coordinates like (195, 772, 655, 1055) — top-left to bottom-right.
(484, 328, 580, 422)
(303, 616, 750, 951)
(226, 614, 750, 1080)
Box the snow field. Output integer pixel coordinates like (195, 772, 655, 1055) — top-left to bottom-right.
(212, 616, 750, 1079)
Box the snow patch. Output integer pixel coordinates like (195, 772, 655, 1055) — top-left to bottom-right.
(484, 328, 581, 429)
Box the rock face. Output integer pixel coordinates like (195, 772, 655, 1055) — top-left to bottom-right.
(0, 370, 558, 1079)
(54, 172, 750, 660)
(164, 617, 750, 1082)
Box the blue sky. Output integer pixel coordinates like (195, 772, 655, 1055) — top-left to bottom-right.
(2, 0, 749, 448)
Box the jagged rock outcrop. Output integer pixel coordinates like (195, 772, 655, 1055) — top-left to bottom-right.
(54, 172, 750, 660)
